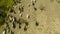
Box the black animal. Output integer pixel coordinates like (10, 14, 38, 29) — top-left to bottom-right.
(19, 25, 21, 29)
(19, 7, 24, 13)
(24, 26, 27, 31)
(25, 22, 29, 26)
(11, 31, 14, 34)
(34, 7, 37, 11)
(3, 28, 7, 34)
(12, 22, 16, 29)
(35, 21, 39, 26)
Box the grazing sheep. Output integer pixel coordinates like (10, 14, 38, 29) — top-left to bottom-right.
(3, 29, 6, 34)
(31, 0, 36, 3)
(26, 14, 30, 19)
(19, 13, 22, 17)
(12, 18, 14, 22)
(33, 0, 36, 2)
(35, 21, 39, 26)
(14, 17, 17, 22)
(24, 26, 27, 31)
(34, 7, 37, 11)
(25, 22, 29, 26)
(9, 16, 13, 21)
(3, 30, 5, 34)
(19, 6, 24, 13)
(12, 22, 16, 29)
(11, 31, 14, 34)
(19, 25, 21, 29)
(7, 27, 10, 32)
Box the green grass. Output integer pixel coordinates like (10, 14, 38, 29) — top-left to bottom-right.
(0, 0, 14, 26)
(0, 0, 14, 8)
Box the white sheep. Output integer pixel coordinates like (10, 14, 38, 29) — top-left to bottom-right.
(3, 30, 5, 34)
(19, 13, 22, 17)
(31, 0, 36, 2)
(26, 14, 30, 19)
(9, 16, 12, 21)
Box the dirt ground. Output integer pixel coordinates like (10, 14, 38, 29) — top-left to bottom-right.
(1, 0, 60, 34)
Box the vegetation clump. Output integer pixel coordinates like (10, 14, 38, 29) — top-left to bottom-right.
(0, 0, 14, 26)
